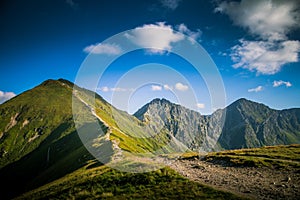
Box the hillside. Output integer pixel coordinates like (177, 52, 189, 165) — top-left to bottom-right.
(0, 78, 300, 199)
(0, 79, 189, 199)
(16, 164, 243, 200)
(0, 79, 97, 199)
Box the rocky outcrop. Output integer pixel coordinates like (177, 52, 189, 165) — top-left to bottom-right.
(134, 98, 224, 151)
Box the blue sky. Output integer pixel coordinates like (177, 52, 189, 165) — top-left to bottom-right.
(0, 0, 300, 114)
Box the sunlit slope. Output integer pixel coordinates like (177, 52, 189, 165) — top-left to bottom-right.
(0, 79, 92, 168)
(0, 79, 186, 199)
(73, 85, 187, 154)
(180, 144, 300, 169)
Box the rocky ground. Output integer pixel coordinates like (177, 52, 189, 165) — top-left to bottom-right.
(169, 158, 300, 200)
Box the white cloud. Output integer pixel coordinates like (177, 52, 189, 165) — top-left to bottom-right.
(98, 87, 132, 92)
(273, 80, 292, 87)
(83, 43, 122, 55)
(151, 85, 163, 91)
(248, 86, 263, 92)
(215, 0, 300, 41)
(231, 39, 300, 74)
(0, 91, 16, 104)
(177, 23, 202, 43)
(196, 103, 205, 109)
(160, 0, 181, 10)
(163, 84, 173, 90)
(175, 82, 188, 91)
(99, 86, 109, 92)
(111, 87, 128, 92)
(125, 22, 184, 54)
(216, 0, 300, 75)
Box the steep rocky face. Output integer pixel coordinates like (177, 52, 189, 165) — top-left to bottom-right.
(134, 98, 224, 151)
(134, 98, 203, 136)
(134, 98, 300, 150)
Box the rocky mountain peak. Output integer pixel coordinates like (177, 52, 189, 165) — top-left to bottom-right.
(149, 98, 172, 105)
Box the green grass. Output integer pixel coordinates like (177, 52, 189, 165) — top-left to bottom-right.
(0, 79, 186, 199)
(198, 144, 300, 169)
(16, 164, 244, 200)
(0, 80, 80, 168)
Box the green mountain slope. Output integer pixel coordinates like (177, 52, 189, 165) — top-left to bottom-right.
(0, 79, 186, 199)
(0, 80, 78, 168)
(0, 80, 98, 199)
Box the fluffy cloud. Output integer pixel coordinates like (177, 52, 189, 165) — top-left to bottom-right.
(0, 91, 16, 104)
(177, 24, 202, 43)
(86, 23, 200, 56)
(160, 0, 181, 10)
(196, 103, 205, 109)
(125, 22, 201, 54)
(111, 87, 128, 92)
(151, 85, 163, 91)
(100, 86, 109, 92)
(98, 87, 132, 92)
(175, 82, 188, 91)
(83, 43, 122, 55)
(163, 84, 173, 90)
(216, 0, 300, 75)
(126, 22, 184, 53)
(215, 0, 300, 41)
(231, 40, 300, 74)
(149, 83, 188, 91)
(248, 86, 263, 93)
(273, 80, 292, 87)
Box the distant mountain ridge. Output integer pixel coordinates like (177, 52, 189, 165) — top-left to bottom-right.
(134, 97, 300, 150)
(219, 98, 300, 149)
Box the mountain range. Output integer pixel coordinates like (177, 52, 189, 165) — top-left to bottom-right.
(0, 78, 300, 199)
(135, 97, 300, 150)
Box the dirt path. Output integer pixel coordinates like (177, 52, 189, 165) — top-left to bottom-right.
(73, 90, 124, 162)
(170, 158, 299, 200)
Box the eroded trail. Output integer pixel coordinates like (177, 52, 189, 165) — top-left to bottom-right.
(72, 90, 124, 162)
(170, 159, 299, 200)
